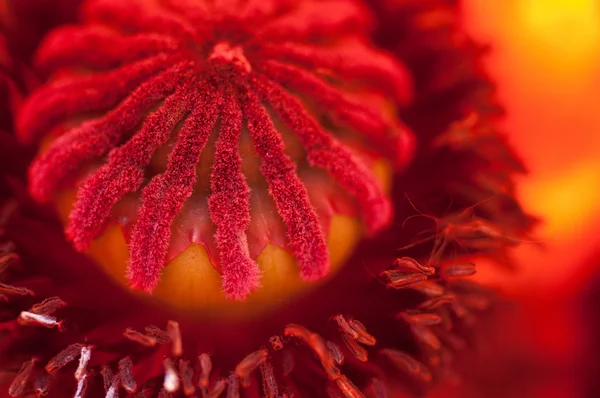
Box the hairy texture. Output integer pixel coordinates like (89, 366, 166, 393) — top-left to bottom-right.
(17, 0, 414, 298)
(239, 82, 329, 282)
(0, 0, 536, 397)
(128, 85, 223, 293)
(208, 90, 259, 299)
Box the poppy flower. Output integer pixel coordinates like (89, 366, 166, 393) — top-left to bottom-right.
(0, 0, 533, 397)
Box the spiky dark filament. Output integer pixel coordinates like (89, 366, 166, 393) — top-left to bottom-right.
(19, 0, 414, 298)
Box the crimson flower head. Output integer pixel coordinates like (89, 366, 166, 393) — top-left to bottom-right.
(19, 0, 415, 306)
(0, 0, 533, 397)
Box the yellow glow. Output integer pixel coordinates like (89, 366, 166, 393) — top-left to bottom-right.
(520, 160, 600, 238)
(465, 0, 600, 293)
(475, 159, 600, 291)
(518, 0, 600, 70)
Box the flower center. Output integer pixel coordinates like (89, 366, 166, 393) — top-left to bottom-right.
(49, 134, 392, 318)
(208, 42, 252, 73)
(21, 0, 414, 319)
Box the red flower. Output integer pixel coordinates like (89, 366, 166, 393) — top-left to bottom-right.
(19, 0, 415, 302)
(0, 0, 533, 397)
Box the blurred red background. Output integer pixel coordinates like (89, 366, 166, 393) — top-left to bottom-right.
(429, 1, 600, 397)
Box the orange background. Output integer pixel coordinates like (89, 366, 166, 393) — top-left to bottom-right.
(431, 1, 600, 397)
(465, 0, 600, 295)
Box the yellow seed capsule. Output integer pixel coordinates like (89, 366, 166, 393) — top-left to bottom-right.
(53, 157, 392, 318)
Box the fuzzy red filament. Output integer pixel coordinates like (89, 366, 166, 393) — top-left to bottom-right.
(18, 0, 414, 299)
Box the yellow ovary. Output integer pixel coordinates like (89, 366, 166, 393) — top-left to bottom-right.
(54, 159, 391, 318)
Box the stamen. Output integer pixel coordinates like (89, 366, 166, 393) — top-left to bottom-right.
(380, 271, 427, 289)
(17, 311, 62, 329)
(8, 358, 36, 397)
(380, 349, 432, 383)
(410, 325, 441, 351)
(30, 296, 66, 315)
(394, 257, 435, 276)
(269, 336, 283, 350)
(106, 375, 120, 398)
(74, 346, 92, 381)
(118, 357, 137, 393)
(411, 281, 445, 297)
(418, 294, 456, 311)
(145, 324, 172, 344)
(74, 372, 89, 398)
(460, 293, 491, 310)
(333, 315, 359, 340)
(441, 262, 477, 278)
(327, 341, 345, 365)
(347, 319, 376, 346)
(398, 312, 443, 327)
(210, 378, 227, 398)
(260, 361, 279, 398)
(226, 374, 240, 398)
(179, 360, 195, 396)
(341, 335, 368, 362)
(163, 358, 180, 393)
(284, 324, 339, 380)
(0, 252, 18, 272)
(234, 349, 268, 387)
(101, 365, 114, 393)
(0, 283, 33, 296)
(34, 372, 50, 396)
(123, 328, 158, 347)
(335, 375, 365, 398)
(46, 343, 84, 373)
(198, 353, 212, 389)
(167, 320, 182, 357)
(18, 312, 57, 331)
